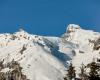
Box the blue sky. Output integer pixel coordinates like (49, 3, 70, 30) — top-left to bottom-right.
(0, 0, 100, 36)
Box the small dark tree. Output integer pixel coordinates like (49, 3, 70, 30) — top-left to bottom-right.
(87, 61, 100, 80)
(64, 77, 68, 80)
(65, 63, 76, 80)
(0, 60, 29, 80)
(79, 63, 89, 80)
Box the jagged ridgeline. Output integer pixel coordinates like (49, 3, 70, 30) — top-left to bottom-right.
(0, 60, 29, 80)
(0, 24, 99, 80)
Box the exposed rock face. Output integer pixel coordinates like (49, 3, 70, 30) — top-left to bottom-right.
(93, 37, 100, 50)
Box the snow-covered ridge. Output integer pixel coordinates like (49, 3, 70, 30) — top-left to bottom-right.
(0, 29, 66, 80)
(0, 24, 99, 80)
(62, 24, 100, 75)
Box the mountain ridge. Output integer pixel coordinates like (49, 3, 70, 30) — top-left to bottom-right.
(0, 24, 99, 80)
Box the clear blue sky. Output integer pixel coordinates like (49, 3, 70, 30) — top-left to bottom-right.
(0, 0, 100, 36)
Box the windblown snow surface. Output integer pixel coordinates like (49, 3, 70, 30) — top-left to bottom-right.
(0, 24, 99, 80)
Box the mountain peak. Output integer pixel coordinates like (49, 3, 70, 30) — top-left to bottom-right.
(66, 24, 81, 33)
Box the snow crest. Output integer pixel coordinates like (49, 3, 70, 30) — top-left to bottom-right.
(0, 24, 99, 80)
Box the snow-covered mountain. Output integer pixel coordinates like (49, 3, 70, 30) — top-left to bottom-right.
(0, 24, 99, 80)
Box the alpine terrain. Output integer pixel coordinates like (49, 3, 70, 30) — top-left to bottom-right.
(0, 24, 99, 80)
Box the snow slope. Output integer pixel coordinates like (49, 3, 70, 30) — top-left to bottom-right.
(0, 30, 66, 80)
(0, 24, 99, 80)
(61, 24, 100, 75)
